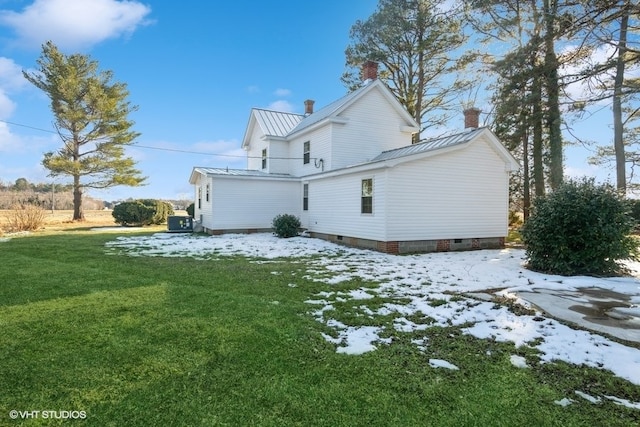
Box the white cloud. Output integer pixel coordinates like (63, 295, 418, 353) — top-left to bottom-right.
(0, 57, 27, 118)
(192, 139, 245, 159)
(0, 57, 27, 91)
(0, 121, 21, 151)
(0, 0, 152, 50)
(266, 100, 295, 113)
(273, 88, 291, 97)
(0, 89, 16, 118)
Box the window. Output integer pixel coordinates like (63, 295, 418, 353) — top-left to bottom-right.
(261, 149, 267, 169)
(197, 186, 202, 209)
(205, 184, 210, 202)
(303, 183, 309, 211)
(303, 141, 310, 164)
(361, 178, 373, 214)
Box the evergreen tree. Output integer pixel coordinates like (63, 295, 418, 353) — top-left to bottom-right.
(569, 0, 640, 191)
(343, 0, 473, 139)
(23, 41, 145, 221)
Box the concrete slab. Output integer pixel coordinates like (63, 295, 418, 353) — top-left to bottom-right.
(516, 287, 640, 344)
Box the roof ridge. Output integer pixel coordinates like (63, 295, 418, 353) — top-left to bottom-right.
(287, 80, 380, 136)
(252, 107, 304, 116)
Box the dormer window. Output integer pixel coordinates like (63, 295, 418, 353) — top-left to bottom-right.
(261, 149, 267, 169)
(303, 141, 310, 164)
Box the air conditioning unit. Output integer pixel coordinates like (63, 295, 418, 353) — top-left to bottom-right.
(167, 216, 193, 233)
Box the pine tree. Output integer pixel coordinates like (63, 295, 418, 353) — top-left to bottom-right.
(343, 0, 472, 139)
(23, 41, 145, 221)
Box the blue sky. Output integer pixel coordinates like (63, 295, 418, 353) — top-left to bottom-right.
(0, 0, 628, 202)
(0, 0, 379, 201)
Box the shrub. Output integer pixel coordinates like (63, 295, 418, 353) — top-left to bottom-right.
(272, 214, 301, 238)
(138, 199, 174, 225)
(186, 202, 195, 217)
(628, 199, 640, 229)
(112, 201, 155, 226)
(112, 199, 174, 226)
(521, 178, 637, 276)
(5, 203, 46, 232)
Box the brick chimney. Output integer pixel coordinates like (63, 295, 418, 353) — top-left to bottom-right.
(362, 60, 378, 82)
(463, 107, 481, 129)
(304, 99, 315, 116)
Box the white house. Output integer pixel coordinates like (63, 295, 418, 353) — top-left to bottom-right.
(189, 62, 519, 253)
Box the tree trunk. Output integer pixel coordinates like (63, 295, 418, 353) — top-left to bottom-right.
(72, 174, 84, 221)
(543, 0, 563, 191)
(522, 125, 530, 221)
(414, 28, 425, 143)
(613, 5, 629, 192)
(532, 72, 545, 196)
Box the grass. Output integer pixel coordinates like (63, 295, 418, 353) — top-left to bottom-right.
(0, 209, 187, 234)
(1, 230, 639, 426)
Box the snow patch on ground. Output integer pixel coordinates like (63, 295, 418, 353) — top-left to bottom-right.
(509, 355, 529, 369)
(429, 359, 459, 370)
(105, 232, 640, 386)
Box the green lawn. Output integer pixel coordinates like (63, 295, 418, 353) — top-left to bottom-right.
(1, 232, 638, 426)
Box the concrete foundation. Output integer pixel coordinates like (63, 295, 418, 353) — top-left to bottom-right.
(309, 233, 505, 254)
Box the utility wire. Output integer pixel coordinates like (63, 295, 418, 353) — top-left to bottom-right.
(0, 119, 311, 160)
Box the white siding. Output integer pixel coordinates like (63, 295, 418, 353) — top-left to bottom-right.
(288, 126, 332, 176)
(332, 89, 413, 169)
(307, 170, 388, 241)
(386, 136, 510, 240)
(193, 174, 214, 227)
(208, 177, 301, 230)
(246, 125, 267, 171)
(268, 140, 289, 174)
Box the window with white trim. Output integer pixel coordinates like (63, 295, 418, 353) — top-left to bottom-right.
(303, 141, 310, 164)
(361, 178, 373, 214)
(261, 149, 267, 169)
(303, 183, 309, 211)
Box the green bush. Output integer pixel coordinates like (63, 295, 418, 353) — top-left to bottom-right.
(521, 178, 637, 276)
(628, 199, 640, 227)
(112, 199, 174, 226)
(112, 201, 155, 226)
(138, 199, 174, 225)
(186, 202, 195, 217)
(272, 214, 301, 238)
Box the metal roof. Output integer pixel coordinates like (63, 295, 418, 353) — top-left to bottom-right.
(371, 127, 485, 162)
(288, 80, 375, 135)
(193, 167, 295, 179)
(252, 109, 304, 137)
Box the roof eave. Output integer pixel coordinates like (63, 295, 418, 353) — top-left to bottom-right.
(287, 117, 349, 139)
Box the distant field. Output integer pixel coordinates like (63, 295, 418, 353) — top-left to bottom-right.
(0, 209, 188, 232)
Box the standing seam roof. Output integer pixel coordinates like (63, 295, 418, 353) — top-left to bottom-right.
(253, 108, 304, 137)
(288, 81, 373, 135)
(371, 127, 484, 162)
